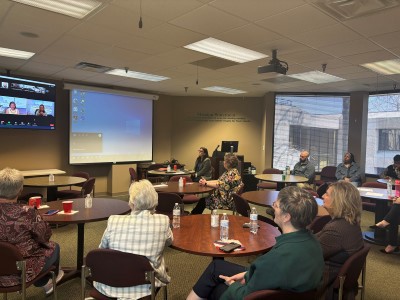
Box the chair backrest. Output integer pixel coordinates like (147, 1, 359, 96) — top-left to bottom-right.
(129, 167, 137, 182)
(317, 182, 329, 198)
(305, 189, 319, 198)
(169, 175, 192, 182)
(361, 182, 386, 189)
(244, 289, 316, 300)
(320, 166, 337, 182)
(156, 192, 183, 215)
(0, 241, 23, 276)
(333, 244, 370, 289)
(232, 193, 250, 217)
(83, 248, 156, 299)
(81, 177, 96, 197)
(72, 171, 90, 187)
(307, 215, 331, 234)
(235, 183, 245, 195)
(262, 168, 283, 175)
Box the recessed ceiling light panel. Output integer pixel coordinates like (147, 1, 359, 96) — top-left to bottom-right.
(202, 86, 247, 95)
(0, 46, 35, 59)
(11, 0, 102, 19)
(288, 71, 345, 84)
(361, 59, 400, 75)
(106, 69, 169, 82)
(184, 38, 267, 63)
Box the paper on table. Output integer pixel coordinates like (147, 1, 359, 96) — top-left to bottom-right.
(365, 192, 384, 197)
(38, 205, 50, 209)
(358, 188, 373, 192)
(153, 184, 168, 188)
(214, 239, 245, 251)
(58, 210, 79, 215)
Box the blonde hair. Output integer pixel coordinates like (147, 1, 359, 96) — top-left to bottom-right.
(128, 179, 158, 212)
(329, 181, 362, 225)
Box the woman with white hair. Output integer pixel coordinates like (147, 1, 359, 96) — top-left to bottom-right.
(95, 179, 173, 299)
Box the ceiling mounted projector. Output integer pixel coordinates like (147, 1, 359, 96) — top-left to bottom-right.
(258, 49, 288, 75)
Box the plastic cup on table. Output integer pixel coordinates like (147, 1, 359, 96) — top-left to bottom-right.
(29, 196, 41, 208)
(62, 201, 73, 213)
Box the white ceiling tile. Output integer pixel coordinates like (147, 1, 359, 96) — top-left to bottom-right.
(320, 39, 382, 57)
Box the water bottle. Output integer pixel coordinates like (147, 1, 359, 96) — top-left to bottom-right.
(49, 174, 55, 182)
(85, 194, 92, 208)
(167, 165, 171, 172)
(250, 207, 258, 234)
(172, 203, 180, 228)
(220, 213, 229, 241)
(211, 209, 219, 228)
(387, 178, 393, 198)
(285, 166, 290, 175)
(178, 177, 184, 188)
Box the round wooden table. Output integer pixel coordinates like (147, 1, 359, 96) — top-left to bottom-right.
(154, 181, 214, 195)
(23, 175, 87, 201)
(148, 169, 195, 176)
(42, 198, 131, 282)
(255, 174, 308, 191)
(171, 214, 280, 258)
(358, 187, 393, 245)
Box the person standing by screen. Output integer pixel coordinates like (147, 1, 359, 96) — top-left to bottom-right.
(192, 147, 212, 182)
(5, 101, 19, 114)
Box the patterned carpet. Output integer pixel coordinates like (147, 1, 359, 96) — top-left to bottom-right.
(4, 197, 400, 300)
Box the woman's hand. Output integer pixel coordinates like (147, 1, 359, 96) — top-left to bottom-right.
(219, 271, 246, 286)
(394, 197, 400, 204)
(199, 178, 207, 186)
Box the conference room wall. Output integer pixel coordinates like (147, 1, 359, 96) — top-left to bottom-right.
(168, 96, 265, 170)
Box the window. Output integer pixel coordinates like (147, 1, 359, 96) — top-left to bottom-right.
(365, 93, 400, 174)
(274, 94, 350, 172)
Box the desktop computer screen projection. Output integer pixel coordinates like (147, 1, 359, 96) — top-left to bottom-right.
(68, 86, 154, 164)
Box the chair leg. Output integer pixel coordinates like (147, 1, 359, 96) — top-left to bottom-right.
(360, 262, 366, 300)
(338, 276, 345, 300)
(163, 285, 168, 300)
(50, 271, 57, 300)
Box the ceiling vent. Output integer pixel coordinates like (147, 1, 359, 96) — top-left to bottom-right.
(75, 62, 112, 73)
(311, 0, 400, 20)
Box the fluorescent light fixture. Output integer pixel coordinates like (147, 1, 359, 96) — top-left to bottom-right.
(287, 71, 345, 84)
(106, 69, 169, 82)
(184, 38, 267, 63)
(361, 59, 400, 75)
(202, 86, 247, 95)
(11, 0, 102, 19)
(0, 47, 35, 59)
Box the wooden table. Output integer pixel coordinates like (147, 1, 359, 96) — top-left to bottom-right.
(255, 174, 308, 191)
(171, 214, 280, 258)
(42, 198, 131, 282)
(358, 187, 393, 245)
(23, 175, 87, 201)
(153, 181, 214, 195)
(241, 190, 328, 216)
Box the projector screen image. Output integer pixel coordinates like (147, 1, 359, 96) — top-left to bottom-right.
(69, 88, 153, 164)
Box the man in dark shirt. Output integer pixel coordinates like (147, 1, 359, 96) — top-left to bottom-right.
(381, 154, 400, 180)
(292, 150, 315, 188)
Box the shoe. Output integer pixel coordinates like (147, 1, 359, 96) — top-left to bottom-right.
(380, 247, 400, 254)
(43, 269, 64, 295)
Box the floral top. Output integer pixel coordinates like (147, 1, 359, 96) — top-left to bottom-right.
(0, 203, 56, 287)
(206, 168, 242, 210)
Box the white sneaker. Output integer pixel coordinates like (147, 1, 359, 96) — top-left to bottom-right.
(43, 269, 64, 295)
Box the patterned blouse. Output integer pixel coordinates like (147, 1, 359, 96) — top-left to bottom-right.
(0, 203, 56, 287)
(206, 168, 242, 210)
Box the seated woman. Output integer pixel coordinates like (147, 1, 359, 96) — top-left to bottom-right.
(376, 197, 400, 254)
(316, 181, 364, 300)
(191, 153, 242, 214)
(380, 154, 400, 180)
(192, 147, 212, 182)
(186, 186, 324, 300)
(95, 179, 173, 299)
(35, 104, 47, 116)
(5, 101, 19, 114)
(335, 152, 361, 186)
(0, 168, 62, 295)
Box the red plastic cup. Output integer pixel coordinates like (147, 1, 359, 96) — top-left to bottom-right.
(29, 196, 41, 208)
(182, 177, 187, 186)
(62, 201, 73, 213)
(173, 164, 177, 171)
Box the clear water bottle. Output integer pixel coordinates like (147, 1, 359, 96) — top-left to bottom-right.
(285, 166, 290, 175)
(167, 165, 171, 172)
(250, 207, 258, 234)
(85, 194, 92, 208)
(172, 203, 180, 228)
(178, 177, 183, 188)
(220, 213, 229, 241)
(211, 209, 219, 228)
(49, 174, 55, 182)
(387, 178, 393, 198)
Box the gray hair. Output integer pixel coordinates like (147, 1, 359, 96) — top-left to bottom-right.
(129, 179, 158, 212)
(0, 168, 24, 200)
(278, 186, 318, 229)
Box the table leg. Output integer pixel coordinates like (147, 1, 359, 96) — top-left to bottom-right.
(47, 187, 58, 202)
(276, 182, 285, 191)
